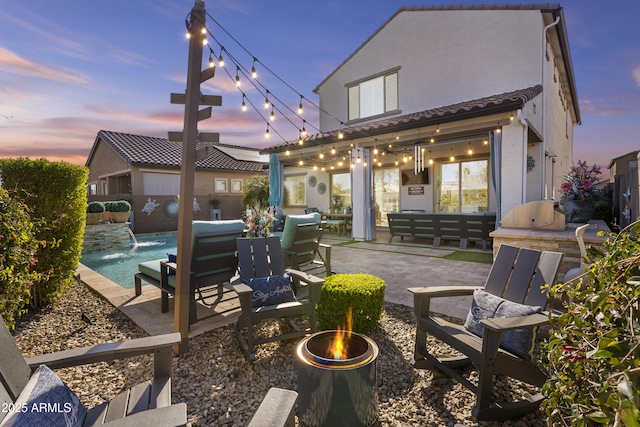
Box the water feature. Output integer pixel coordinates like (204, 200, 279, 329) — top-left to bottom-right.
(80, 233, 176, 289)
(128, 228, 138, 246)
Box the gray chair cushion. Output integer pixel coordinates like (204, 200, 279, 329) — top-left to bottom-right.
(280, 213, 321, 251)
(2, 365, 86, 427)
(464, 289, 542, 360)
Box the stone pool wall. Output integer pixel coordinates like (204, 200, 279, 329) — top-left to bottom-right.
(83, 223, 131, 253)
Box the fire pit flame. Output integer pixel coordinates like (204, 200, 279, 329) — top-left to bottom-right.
(327, 307, 352, 360)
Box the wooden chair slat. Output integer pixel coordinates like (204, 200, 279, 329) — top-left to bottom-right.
(525, 250, 563, 307)
(0, 316, 31, 400)
(483, 245, 518, 295)
(503, 248, 540, 303)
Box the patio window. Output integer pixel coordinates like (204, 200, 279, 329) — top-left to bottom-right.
(348, 70, 398, 121)
(436, 160, 489, 213)
(284, 174, 306, 206)
(330, 173, 351, 209)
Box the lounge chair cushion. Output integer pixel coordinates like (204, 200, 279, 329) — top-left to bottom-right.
(191, 220, 246, 243)
(242, 273, 296, 308)
(464, 290, 542, 360)
(2, 365, 86, 427)
(280, 213, 321, 251)
(138, 259, 176, 288)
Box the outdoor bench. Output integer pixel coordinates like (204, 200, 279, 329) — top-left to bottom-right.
(386, 211, 496, 250)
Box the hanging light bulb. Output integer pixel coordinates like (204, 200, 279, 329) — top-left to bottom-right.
(235, 67, 241, 87)
(496, 128, 501, 134)
(436, 125, 440, 133)
(388, 143, 393, 149)
(395, 155, 399, 166)
(251, 58, 257, 78)
(319, 151, 324, 159)
(483, 139, 489, 145)
(301, 120, 307, 136)
(265, 124, 270, 138)
(208, 54, 215, 68)
(468, 143, 473, 155)
(338, 130, 344, 139)
(201, 27, 207, 35)
(331, 164, 335, 170)
(363, 160, 368, 167)
(430, 137, 435, 143)
(403, 154, 408, 163)
(270, 105, 275, 121)
(313, 165, 318, 171)
(338, 160, 344, 167)
(298, 95, 304, 114)
(373, 147, 379, 155)
(395, 133, 400, 140)
(218, 51, 224, 67)
(450, 149, 455, 162)
(264, 91, 270, 109)
(241, 94, 247, 112)
(510, 112, 514, 121)
(429, 150, 433, 165)
(331, 146, 336, 155)
(299, 159, 304, 166)
(298, 133, 304, 145)
(285, 149, 290, 156)
(321, 166, 325, 171)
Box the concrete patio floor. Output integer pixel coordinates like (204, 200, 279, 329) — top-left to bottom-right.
(77, 228, 492, 337)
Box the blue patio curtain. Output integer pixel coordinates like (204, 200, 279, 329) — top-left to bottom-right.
(364, 149, 376, 241)
(490, 131, 502, 220)
(268, 153, 283, 214)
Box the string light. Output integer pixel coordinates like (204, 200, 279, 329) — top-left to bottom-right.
(331, 146, 336, 155)
(218, 50, 225, 67)
(298, 132, 304, 145)
(468, 143, 473, 155)
(285, 149, 290, 156)
(301, 120, 307, 136)
(241, 94, 247, 111)
(270, 105, 275, 121)
(496, 128, 501, 134)
(208, 54, 215, 68)
(483, 139, 489, 145)
(251, 58, 257, 78)
(430, 137, 435, 143)
(298, 95, 304, 114)
(510, 113, 514, 121)
(338, 160, 344, 167)
(265, 124, 270, 138)
(436, 125, 440, 133)
(395, 155, 399, 166)
(313, 165, 318, 171)
(235, 66, 241, 87)
(299, 158, 304, 166)
(203, 37, 208, 46)
(264, 90, 270, 109)
(429, 150, 433, 165)
(450, 149, 455, 162)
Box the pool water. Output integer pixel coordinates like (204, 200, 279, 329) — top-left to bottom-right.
(80, 233, 177, 289)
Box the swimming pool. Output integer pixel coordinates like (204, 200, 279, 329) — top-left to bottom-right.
(80, 233, 177, 289)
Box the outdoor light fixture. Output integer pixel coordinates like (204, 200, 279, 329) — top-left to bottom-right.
(301, 120, 307, 136)
(298, 95, 304, 114)
(450, 149, 455, 162)
(265, 124, 270, 138)
(241, 95, 247, 111)
(468, 143, 473, 155)
(251, 58, 257, 78)
(235, 67, 241, 86)
(430, 137, 435, 143)
(331, 146, 336, 155)
(264, 91, 270, 109)
(270, 105, 275, 121)
(208, 55, 215, 68)
(429, 150, 433, 165)
(218, 52, 224, 67)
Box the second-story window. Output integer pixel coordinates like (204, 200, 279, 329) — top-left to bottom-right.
(347, 70, 398, 121)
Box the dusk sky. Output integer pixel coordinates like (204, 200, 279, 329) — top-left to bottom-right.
(1, 1, 639, 176)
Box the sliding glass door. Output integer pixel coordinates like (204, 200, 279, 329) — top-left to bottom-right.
(436, 160, 488, 213)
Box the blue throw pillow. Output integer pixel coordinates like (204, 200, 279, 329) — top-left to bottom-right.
(464, 289, 543, 360)
(2, 364, 86, 427)
(167, 253, 177, 263)
(241, 273, 296, 308)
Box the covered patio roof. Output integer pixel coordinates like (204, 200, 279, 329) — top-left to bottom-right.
(261, 85, 542, 168)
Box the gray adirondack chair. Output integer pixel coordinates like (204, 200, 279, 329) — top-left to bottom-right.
(1, 316, 186, 426)
(233, 236, 324, 361)
(408, 244, 563, 421)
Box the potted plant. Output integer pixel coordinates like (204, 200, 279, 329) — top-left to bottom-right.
(559, 159, 603, 222)
(105, 200, 131, 223)
(86, 201, 105, 225)
(210, 198, 221, 220)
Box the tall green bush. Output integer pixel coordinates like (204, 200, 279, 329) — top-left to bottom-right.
(241, 175, 269, 209)
(542, 222, 640, 426)
(0, 188, 40, 328)
(0, 158, 88, 309)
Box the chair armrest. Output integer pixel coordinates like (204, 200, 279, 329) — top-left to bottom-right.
(102, 403, 187, 427)
(408, 285, 479, 298)
(285, 268, 324, 286)
(318, 243, 331, 249)
(233, 283, 253, 295)
(25, 333, 181, 371)
(480, 312, 549, 332)
(248, 388, 297, 427)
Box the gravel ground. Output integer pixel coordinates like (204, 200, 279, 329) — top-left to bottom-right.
(11, 280, 547, 426)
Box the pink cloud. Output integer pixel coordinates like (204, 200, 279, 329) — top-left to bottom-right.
(0, 47, 87, 84)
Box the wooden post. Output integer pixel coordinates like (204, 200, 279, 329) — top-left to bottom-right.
(174, 0, 206, 354)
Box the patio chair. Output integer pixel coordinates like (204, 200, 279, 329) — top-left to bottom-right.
(408, 244, 563, 420)
(135, 220, 245, 326)
(279, 213, 331, 277)
(1, 315, 187, 426)
(232, 236, 324, 361)
(563, 223, 590, 285)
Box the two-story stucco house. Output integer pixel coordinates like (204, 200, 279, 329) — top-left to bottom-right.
(265, 4, 580, 241)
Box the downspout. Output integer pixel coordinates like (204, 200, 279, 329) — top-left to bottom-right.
(542, 16, 561, 199)
(518, 109, 528, 204)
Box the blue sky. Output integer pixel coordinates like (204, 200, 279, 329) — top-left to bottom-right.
(0, 1, 638, 176)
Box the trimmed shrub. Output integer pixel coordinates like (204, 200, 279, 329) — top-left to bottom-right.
(87, 201, 106, 213)
(0, 158, 88, 309)
(111, 200, 131, 212)
(0, 188, 40, 328)
(316, 273, 386, 334)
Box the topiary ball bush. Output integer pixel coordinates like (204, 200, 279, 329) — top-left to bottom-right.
(317, 273, 386, 334)
(87, 201, 106, 213)
(112, 200, 131, 212)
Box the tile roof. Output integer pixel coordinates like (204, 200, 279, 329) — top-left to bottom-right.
(265, 85, 542, 152)
(88, 130, 267, 172)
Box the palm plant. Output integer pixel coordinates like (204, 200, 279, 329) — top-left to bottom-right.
(241, 175, 269, 209)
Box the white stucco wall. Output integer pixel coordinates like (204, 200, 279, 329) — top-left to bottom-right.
(317, 9, 544, 131)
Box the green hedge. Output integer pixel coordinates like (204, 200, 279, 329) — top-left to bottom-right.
(87, 201, 106, 213)
(0, 158, 88, 309)
(316, 273, 386, 334)
(0, 188, 40, 328)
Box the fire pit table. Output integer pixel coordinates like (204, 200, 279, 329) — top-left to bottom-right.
(296, 330, 379, 427)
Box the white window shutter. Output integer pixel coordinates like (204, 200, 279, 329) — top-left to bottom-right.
(385, 73, 398, 112)
(348, 85, 360, 121)
(360, 76, 384, 118)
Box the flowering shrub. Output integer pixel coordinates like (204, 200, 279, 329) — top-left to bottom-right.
(245, 207, 275, 238)
(541, 222, 640, 426)
(560, 160, 602, 201)
(0, 188, 41, 328)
